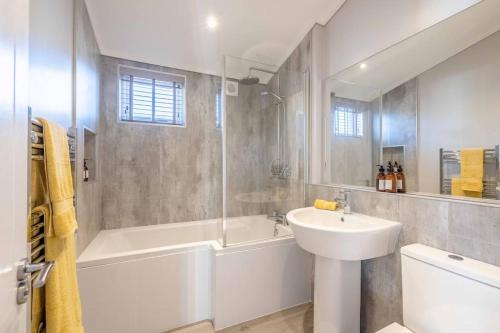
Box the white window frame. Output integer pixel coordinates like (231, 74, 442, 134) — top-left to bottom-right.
(117, 64, 188, 128)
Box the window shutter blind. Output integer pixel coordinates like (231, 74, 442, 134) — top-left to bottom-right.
(334, 103, 363, 137)
(119, 67, 186, 126)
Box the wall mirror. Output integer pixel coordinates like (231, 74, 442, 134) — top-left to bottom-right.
(319, 0, 500, 203)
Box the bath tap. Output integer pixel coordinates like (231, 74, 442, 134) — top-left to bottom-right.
(334, 189, 351, 214)
(267, 211, 288, 226)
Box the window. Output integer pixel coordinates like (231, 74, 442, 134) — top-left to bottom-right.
(119, 66, 186, 126)
(334, 103, 363, 137)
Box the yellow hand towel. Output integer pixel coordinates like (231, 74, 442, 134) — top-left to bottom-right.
(460, 148, 484, 195)
(314, 199, 337, 211)
(451, 178, 465, 197)
(38, 118, 84, 333)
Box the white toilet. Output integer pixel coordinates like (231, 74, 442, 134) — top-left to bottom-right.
(377, 243, 500, 333)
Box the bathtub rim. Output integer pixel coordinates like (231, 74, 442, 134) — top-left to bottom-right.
(77, 223, 296, 269)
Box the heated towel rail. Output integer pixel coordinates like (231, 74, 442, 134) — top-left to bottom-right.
(26, 118, 77, 332)
(439, 146, 499, 199)
(29, 118, 77, 262)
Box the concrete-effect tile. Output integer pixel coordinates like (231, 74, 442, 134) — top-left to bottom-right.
(74, 0, 102, 254)
(448, 202, 500, 246)
(399, 196, 449, 249)
(361, 252, 403, 332)
(350, 190, 400, 221)
(448, 202, 500, 265)
(99, 57, 223, 228)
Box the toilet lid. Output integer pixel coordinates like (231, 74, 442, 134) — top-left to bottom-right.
(375, 323, 414, 333)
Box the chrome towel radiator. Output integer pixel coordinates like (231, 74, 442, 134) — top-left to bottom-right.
(439, 145, 499, 199)
(18, 117, 77, 333)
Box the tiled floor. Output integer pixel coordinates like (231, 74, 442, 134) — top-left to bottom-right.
(169, 303, 313, 333)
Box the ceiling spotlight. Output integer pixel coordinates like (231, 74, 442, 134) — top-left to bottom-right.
(359, 63, 367, 70)
(207, 16, 218, 29)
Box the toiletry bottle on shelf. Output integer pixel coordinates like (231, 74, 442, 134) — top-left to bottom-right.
(83, 159, 89, 182)
(393, 162, 400, 192)
(397, 164, 406, 193)
(385, 162, 397, 193)
(376, 165, 386, 192)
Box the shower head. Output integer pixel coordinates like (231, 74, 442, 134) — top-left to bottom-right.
(260, 91, 283, 102)
(239, 67, 277, 85)
(240, 75, 260, 85)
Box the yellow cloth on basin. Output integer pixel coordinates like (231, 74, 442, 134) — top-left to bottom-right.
(39, 118, 84, 333)
(314, 199, 337, 211)
(460, 148, 484, 196)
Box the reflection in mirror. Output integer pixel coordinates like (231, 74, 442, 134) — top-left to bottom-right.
(324, 80, 381, 188)
(320, 0, 500, 202)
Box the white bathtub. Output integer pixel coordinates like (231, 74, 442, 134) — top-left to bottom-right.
(77, 215, 313, 333)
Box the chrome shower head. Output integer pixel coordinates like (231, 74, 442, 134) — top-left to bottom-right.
(239, 67, 277, 85)
(240, 75, 260, 85)
(260, 91, 283, 102)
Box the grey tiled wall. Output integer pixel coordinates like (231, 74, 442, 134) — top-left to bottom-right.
(74, 0, 102, 254)
(307, 184, 500, 332)
(99, 56, 223, 229)
(381, 78, 418, 191)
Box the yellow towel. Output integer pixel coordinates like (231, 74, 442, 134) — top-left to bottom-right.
(460, 148, 484, 195)
(314, 199, 337, 211)
(451, 178, 465, 197)
(39, 118, 84, 333)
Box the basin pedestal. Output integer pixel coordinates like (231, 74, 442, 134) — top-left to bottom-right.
(287, 207, 401, 333)
(314, 256, 360, 333)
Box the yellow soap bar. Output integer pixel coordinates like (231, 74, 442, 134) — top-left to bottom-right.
(314, 199, 337, 211)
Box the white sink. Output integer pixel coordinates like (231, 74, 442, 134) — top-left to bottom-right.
(287, 207, 401, 333)
(287, 207, 401, 260)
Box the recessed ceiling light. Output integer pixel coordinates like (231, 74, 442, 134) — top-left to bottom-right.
(359, 63, 367, 69)
(207, 16, 218, 29)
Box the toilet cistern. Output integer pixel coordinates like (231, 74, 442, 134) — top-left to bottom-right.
(377, 244, 500, 333)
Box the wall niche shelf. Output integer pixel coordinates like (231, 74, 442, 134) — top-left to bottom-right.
(83, 127, 97, 183)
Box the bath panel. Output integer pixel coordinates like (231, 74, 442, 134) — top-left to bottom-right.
(77, 215, 312, 332)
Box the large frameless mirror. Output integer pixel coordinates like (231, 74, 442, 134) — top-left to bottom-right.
(317, 0, 500, 203)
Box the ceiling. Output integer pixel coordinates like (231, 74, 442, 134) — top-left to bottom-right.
(85, 0, 345, 76)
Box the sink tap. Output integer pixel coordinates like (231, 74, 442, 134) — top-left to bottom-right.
(267, 211, 288, 226)
(334, 190, 351, 214)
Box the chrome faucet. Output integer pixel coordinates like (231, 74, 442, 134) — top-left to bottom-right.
(268, 211, 288, 237)
(267, 211, 288, 226)
(334, 189, 351, 214)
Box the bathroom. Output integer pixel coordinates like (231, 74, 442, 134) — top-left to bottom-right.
(1, 0, 499, 333)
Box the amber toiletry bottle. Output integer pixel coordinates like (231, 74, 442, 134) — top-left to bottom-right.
(376, 165, 386, 192)
(83, 159, 89, 182)
(385, 162, 397, 193)
(397, 164, 406, 193)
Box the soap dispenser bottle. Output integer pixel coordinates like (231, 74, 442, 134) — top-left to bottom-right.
(397, 164, 406, 193)
(376, 165, 385, 192)
(83, 159, 89, 182)
(385, 162, 397, 193)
